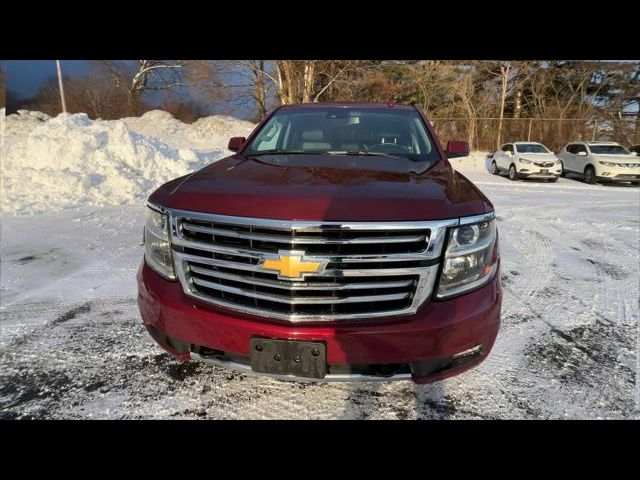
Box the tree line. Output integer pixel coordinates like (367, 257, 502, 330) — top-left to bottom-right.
(3, 60, 639, 149)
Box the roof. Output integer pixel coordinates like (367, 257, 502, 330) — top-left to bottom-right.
(513, 141, 544, 145)
(278, 102, 416, 110)
(587, 141, 620, 145)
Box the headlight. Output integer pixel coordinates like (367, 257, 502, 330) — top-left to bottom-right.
(144, 204, 175, 280)
(518, 158, 532, 164)
(436, 216, 498, 299)
(598, 161, 617, 166)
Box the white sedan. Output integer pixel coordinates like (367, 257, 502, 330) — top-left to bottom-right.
(491, 142, 561, 181)
(557, 141, 640, 185)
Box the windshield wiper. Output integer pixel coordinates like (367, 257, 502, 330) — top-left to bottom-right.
(246, 149, 325, 156)
(247, 149, 405, 158)
(326, 150, 398, 158)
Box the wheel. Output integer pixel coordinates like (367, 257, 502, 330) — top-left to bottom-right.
(559, 161, 566, 177)
(508, 164, 519, 181)
(548, 176, 558, 183)
(491, 161, 500, 175)
(584, 165, 597, 184)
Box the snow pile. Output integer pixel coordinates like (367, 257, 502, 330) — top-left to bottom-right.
(122, 110, 255, 151)
(1, 110, 255, 216)
(448, 151, 493, 173)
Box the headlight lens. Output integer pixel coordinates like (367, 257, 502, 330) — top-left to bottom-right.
(436, 217, 498, 298)
(598, 161, 616, 166)
(144, 205, 175, 280)
(518, 158, 532, 164)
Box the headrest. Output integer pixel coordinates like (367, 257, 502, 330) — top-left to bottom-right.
(302, 129, 324, 142)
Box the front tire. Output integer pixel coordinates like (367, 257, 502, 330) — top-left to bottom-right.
(584, 165, 597, 184)
(508, 164, 519, 181)
(491, 161, 500, 175)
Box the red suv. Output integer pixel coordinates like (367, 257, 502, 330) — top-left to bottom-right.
(137, 103, 502, 383)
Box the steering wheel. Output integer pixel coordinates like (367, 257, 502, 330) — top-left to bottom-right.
(367, 142, 410, 154)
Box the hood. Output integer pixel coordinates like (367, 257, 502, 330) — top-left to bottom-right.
(148, 154, 492, 221)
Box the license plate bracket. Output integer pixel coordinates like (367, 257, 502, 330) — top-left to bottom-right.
(250, 338, 326, 379)
(541, 168, 548, 173)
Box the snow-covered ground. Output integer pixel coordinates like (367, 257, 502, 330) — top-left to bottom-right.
(1, 112, 638, 419)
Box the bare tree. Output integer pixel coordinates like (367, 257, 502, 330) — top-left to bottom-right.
(100, 60, 185, 103)
(249, 60, 268, 119)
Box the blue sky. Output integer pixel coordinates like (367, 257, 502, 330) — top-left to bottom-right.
(4, 60, 90, 99)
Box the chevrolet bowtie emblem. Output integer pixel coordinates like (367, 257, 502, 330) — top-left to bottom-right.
(260, 251, 326, 280)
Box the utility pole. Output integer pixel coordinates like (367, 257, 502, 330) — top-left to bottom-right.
(56, 60, 67, 114)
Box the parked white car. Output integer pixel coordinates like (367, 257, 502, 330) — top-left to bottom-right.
(557, 141, 640, 185)
(491, 142, 561, 181)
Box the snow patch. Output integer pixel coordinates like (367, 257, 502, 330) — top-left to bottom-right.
(2, 110, 255, 216)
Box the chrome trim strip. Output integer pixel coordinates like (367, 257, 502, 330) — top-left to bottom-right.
(190, 352, 413, 383)
(189, 265, 414, 291)
(191, 276, 411, 305)
(181, 222, 427, 245)
(176, 251, 428, 277)
(459, 211, 495, 225)
(173, 234, 436, 262)
(169, 207, 458, 231)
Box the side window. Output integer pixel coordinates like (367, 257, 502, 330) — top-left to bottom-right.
(566, 144, 576, 154)
(575, 144, 587, 154)
(501, 144, 509, 152)
(254, 119, 284, 151)
(507, 144, 514, 154)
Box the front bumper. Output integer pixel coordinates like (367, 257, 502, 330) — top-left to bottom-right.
(137, 261, 502, 383)
(518, 164, 561, 178)
(597, 173, 640, 183)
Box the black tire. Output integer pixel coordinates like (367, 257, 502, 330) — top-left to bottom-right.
(491, 161, 500, 175)
(559, 161, 566, 177)
(584, 165, 597, 184)
(508, 164, 519, 181)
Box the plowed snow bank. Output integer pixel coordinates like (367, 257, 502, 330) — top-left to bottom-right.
(1, 110, 255, 215)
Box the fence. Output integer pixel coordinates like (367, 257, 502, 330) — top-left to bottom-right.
(431, 117, 640, 152)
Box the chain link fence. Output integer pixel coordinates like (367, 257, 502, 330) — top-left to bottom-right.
(432, 117, 640, 152)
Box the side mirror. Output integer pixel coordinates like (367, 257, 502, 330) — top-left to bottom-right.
(577, 151, 588, 156)
(228, 137, 246, 152)
(506, 150, 514, 156)
(445, 140, 470, 159)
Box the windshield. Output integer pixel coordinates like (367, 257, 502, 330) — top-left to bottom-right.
(243, 107, 439, 162)
(589, 145, 631, 155)
(515, 144, 549, 153)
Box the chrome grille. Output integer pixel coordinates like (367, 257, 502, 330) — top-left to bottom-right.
(167, 208, 457, 322)
(534, 161, 555, 167)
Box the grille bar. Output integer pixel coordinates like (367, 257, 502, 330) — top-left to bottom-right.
(182, 222, 426, 245)
(178, 252, 429, 277)
(189, 265, 414, 291)
(173, 236, 433, 262)
(192, 276, 411, 305)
